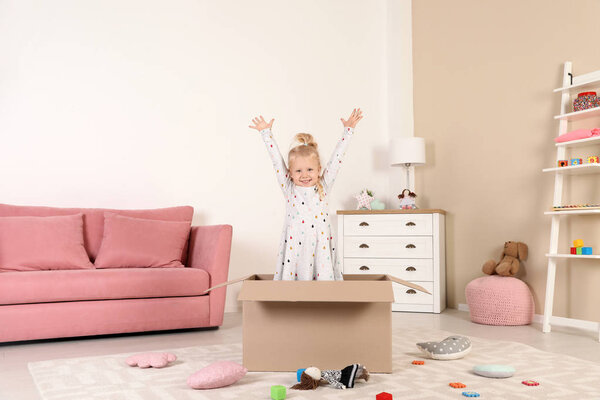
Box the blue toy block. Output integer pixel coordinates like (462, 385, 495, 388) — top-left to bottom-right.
(582, 247, 593, 255)
(570, 158, 583, 165)
(297, 368, 306, 382)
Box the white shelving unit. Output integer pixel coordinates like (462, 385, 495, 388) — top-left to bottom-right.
(542, 61, 600, 341)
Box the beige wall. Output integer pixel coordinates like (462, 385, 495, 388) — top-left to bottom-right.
(0, 1, 415, 313)
(412, 0, 600, 322)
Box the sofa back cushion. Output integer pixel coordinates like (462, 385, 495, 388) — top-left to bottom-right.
(0, 214, 94, 272)
(94, 213, 191, 269)
(0, 204, 194, 263)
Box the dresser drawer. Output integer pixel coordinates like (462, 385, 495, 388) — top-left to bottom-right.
(393, 281, 434, 305)
(344, 214, 432, 236)
(343, 258, 433, 281)
(344, 236, 433, 258)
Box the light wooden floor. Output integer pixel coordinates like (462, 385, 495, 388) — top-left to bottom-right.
(1, 309, 599, 400)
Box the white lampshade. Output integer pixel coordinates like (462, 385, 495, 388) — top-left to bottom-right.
(390, 137, 426, 166)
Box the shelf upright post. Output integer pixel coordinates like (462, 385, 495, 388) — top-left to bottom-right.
(542, 62, 572, 333)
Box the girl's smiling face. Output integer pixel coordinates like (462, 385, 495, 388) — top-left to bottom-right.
(289, 155, 321, 187)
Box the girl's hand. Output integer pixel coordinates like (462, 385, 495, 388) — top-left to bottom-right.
(249, 115, 274, 131)
(341, 108, 363, 128)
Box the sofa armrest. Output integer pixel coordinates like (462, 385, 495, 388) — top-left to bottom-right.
(187, 224, 233, 327)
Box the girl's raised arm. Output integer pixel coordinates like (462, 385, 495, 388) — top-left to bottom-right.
(322, 108, 363, 189)
(249, 115, 291, 194)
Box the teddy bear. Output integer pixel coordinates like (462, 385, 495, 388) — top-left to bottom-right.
(482, 241, 528, 277)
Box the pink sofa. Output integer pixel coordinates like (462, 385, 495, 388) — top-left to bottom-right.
(0, 204, 233, 343)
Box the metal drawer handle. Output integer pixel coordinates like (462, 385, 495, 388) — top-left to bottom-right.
(406, 289, 417, 295)
(405, 266, 416, 271)
(359, 266, 370, 271)
(359, 243, 370, 249)
(405, 222, 416, 226)
(405, 244, 416, 249)
(359, 222, 369, 226)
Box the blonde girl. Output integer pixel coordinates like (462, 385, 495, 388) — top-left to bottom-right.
(249, 109, 363, 281)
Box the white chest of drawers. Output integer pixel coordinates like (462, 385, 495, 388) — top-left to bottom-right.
(337, 209, 446, 313)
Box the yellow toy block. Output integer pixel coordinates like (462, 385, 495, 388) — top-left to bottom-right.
(573, 239, 584, 247)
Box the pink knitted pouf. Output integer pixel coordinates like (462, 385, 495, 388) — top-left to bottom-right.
(465, 276, 534, 326)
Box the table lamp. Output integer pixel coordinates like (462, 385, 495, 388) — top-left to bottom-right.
(390, 137, 426, 207)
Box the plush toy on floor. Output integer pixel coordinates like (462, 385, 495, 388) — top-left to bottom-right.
(416, 335, 472, 360)
(291, 364, 370, 390)
(482, 241, 528, 277)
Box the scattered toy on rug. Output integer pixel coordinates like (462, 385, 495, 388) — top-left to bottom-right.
(291, 364, 370, 390)
(187, 361, 247, 389)
(472, 364, 515, 378)
(411, 360, 425, 365)
(449, 382, 466, 388)
(462, 391, 480, 397)
(125, 352, 177, 368)
(296, 368, 306, 382)
(416, 335, 472, 360)
(376, 392, 393, 400)
(482, 241, 528, 277)
(522, 380, 539, 386)
(271, 385, 286, 400)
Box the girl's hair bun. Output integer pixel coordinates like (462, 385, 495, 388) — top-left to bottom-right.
(293, 133, 318, 150)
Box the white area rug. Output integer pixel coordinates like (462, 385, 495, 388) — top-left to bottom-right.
(29, 327, 600, 399)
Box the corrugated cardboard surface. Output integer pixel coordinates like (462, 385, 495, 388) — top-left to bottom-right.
(243, 301, 392, 372)
(239, 274, 401, 373)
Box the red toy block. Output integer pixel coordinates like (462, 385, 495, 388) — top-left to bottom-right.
(571, 247, 577, 254)
(376, 392, 393, 400)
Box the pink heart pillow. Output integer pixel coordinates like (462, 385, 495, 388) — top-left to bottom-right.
(126, 352, 177, 368)
(187, 361, 248, 389)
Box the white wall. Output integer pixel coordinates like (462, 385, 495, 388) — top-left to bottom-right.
(0, 0, 413, 312)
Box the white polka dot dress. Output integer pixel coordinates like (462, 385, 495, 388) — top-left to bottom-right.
(260, 127, 354, 281)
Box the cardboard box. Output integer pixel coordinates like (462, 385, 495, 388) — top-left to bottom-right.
(207, 274, 430, 373)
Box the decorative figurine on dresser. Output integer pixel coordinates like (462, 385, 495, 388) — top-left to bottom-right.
(337, 209, 446, 313)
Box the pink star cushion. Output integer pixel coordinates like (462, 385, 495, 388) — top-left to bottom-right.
(187, 361, 248, 389)
(125, 352, 177, 368)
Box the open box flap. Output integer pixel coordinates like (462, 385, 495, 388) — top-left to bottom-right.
(204, 274, 430, 301)
(386, 275, 431, 295)
(203, 274, 257, 294)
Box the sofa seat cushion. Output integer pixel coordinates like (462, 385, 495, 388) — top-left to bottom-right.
(0, 268, 210, 305)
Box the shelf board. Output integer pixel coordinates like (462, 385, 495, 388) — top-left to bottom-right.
(546, 253, 600, 259)
(545, 209, 600, 215)
(542, 164, 600, 174)
(555, 106, 600, 121)
(554, 72, 600, 93)
(555, 135, 600, 148)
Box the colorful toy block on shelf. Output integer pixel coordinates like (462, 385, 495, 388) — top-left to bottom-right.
(376, 392, 393, 400)
(571, 239, 593, 255)
(570, 158, 583, 165)
(270, 385, 286, 400)
(587, 156, 599, 163)
(558, 160, 568, 167)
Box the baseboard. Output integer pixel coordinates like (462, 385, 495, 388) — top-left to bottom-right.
(457, 303, 600, 333)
